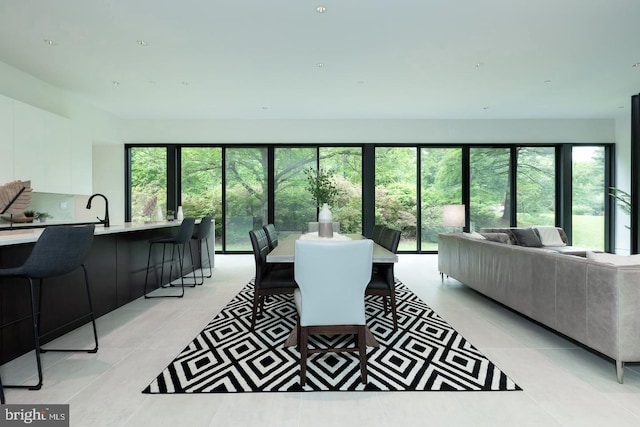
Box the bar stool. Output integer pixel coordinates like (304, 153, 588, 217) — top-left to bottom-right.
(183, 216, 213, 286)
(0, 224, 98, 391)
(144, 218, 196, 298)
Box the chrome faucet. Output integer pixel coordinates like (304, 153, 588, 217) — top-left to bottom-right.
(86, 193, 110, 228)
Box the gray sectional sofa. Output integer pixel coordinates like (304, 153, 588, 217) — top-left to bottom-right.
(438, 231, 640, 383)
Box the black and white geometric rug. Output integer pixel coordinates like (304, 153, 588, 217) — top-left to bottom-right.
(143, 279, 521, 393)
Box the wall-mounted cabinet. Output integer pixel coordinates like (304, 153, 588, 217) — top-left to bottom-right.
(2, 95, 92, 194)
(0, 96, 13, 184)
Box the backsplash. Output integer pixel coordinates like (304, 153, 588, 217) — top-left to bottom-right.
(22, 192, 95, 222)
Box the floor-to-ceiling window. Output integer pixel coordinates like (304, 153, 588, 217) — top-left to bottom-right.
(572, 146, 606, 250)
(273, 147, 317, 235)
(181, 147, 223, 247)
(516, 147, 556, 227)
(375, 147, 417, 250)
(469, 147, 511, 230)
(421, 147, 462, 250)
(225, 147, 269, 251)
(129, 147, 167, 223)
(126, 142, 614, 253)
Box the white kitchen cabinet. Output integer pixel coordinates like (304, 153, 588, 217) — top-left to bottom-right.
(71, 123, 93, 195)
(13, 100, 76, 194)
(43, 111, 71, 193)
(0, 95, 14, 184)
(13, 100, 46, 188)
(2, 97, 90, 195)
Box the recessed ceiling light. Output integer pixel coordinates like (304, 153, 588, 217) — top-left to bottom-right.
(544, 80, 552, 83)
(316, 63, 324, 68)
(316, 6, 326, 13)
(633, 63, 640, 68)
(262, 106, 269, 110)
(111, 81, 120, 86)
(137, 40, 148, 46)
(618, 106, 625, 109)
(475, 62, 484, 68)
(44, 39, 56, 46)
(482, 106, 489, 110)
(181, 81, 190, 86)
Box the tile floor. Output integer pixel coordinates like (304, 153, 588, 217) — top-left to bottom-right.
(2, 254, 640, 426)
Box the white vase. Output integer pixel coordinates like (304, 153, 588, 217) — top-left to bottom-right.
(155, 206, 163, 222)
(177, 206, 184, 221)
(318, 203, 333, 238)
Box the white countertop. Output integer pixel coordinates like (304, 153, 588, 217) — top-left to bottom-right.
(0, 221, 182, 246)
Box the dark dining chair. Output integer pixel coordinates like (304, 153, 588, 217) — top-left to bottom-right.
(183, 216, 213, 285)
(249, 229, 297, 330)
(294, 239, 374, 385)
(371, 224, 385, 244)
(144, 218, 196, 298)
(263, 223, 279, 251)
(367, 227, 401, 330)
(0, 224, 98, 391)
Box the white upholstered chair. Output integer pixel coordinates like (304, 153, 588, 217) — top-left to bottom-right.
(293, 239, 373, 385)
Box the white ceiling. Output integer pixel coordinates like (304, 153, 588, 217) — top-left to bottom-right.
(0, 0, 639, 120)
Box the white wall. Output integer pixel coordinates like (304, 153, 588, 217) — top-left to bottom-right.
(120, 118, 615, 145)
(0, 59, 633, 240)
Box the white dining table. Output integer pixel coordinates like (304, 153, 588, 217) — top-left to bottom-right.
(266, 233, 398, 264)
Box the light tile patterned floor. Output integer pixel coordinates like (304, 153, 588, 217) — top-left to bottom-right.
(2, 254, 640, 426)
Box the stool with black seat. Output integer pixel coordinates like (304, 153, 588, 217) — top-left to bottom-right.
(182, 216, 213, 286)
(144, 218, 197, 298)
(0, 224, 98, 391)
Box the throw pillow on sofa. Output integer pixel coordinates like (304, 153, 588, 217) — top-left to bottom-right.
(587, 251, 640, 266)
(511, 228, 543, 247)
(480, 232, 511, 244)
(534, 226, 566, 247)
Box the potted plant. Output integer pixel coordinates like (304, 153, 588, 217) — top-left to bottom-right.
(304, 167, 341, 236)
(23, 210, 36, 222)
(609, 186, 631, 230)
(36, 212, 52, 222)
(303, 167, 339, 209)
(166, 210, 175, 221)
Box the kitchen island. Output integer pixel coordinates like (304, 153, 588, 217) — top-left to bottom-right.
(0, 221, 213, 363)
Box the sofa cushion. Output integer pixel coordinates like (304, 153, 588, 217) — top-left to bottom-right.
(535, 226, 566, 247)
(511, 228, 543, 247)
(463, 231, 486, 240)
(587, 251, 640, 266)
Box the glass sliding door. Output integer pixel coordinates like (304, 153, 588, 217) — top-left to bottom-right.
(319, 147, 363, 234)
(516, 147, 556, 227)
(129, 147, 167, 223)
(469, 147, 511, 231)
(375, 147, 417, 250)
(225, 147, 269, 251)
(181, 147, 223, 247)
(274, 147, 317, 235)
(572, 146, 605, 250)
(421, 147, 462, 250)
